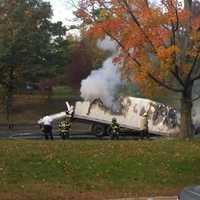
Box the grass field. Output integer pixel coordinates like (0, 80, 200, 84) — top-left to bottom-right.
(0, 139, 200, 199)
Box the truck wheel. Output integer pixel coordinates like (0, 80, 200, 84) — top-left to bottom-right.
(195, 126, 200, 135)
(91, 123, 105, 137)
(106, 126, 113, 137)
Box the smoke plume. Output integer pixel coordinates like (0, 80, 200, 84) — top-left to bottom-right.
(80, 36, 123, 109)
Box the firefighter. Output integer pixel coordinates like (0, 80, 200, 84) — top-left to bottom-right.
(58, 117, 71, 140)
(38, 114, 54, 140)
(140, 112, 149, 139)
(111, 118, 120, 140)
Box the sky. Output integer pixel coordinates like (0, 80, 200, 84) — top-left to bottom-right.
(47, 0, 77, 27)
(47, 0, 184, 27)
(47, 0, 198, 34)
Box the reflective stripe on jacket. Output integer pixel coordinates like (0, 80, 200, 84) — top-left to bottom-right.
(59, 121, 71, 132)
(111, 122, 120, 132)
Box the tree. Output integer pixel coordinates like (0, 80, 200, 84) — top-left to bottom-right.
(23, 21, 68, 84)
(75, 0, 200, 138)
(50, 35, 78, 85)
(67, 36, 107, 89)
(0, 0, 66, 123)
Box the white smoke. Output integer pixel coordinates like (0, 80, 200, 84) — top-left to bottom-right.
(80, 36, 123, 109)
(97, 36, 118, 52)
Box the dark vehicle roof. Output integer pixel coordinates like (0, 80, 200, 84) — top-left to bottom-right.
(179, 186, 200, 200)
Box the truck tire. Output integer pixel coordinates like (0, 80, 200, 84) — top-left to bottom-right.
(195, 126, 200, 135)
(105, 126, 113, 137)
(91, 123, 105, 137)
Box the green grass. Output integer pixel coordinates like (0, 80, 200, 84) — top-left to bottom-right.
(0, 139, 200, 199)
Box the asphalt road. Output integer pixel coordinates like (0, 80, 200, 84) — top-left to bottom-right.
(0, 122, 162, 140)
(1, 131, 156, 140)
(0, 127, 159, 140)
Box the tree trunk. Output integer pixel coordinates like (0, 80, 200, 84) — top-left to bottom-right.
(5, 89, 13, 126)
(180, 86, 193, 138)
(5, 66, 14, 127)
(184, 0, 192, 10)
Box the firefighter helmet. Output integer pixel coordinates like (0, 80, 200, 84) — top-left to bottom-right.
(143, 112, 148, 117)
(112, 118, 117, 122)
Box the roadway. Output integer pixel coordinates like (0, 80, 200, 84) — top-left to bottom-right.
(0, 122, 160, 140)
(1, 131, 155, 140)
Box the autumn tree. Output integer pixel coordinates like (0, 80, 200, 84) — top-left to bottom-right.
(75, 0, 200, 138)
(67, 36, 107, 89)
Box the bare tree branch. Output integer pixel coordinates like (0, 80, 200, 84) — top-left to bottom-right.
(192, 73, 200, 81)
(192, 95, 200, 102)
(169, 10, 184, 88)
(120, 0, 157, 53)
(148, 73, 183, 92)
(170, 68, 185, 87)
(188, 52, 200, 81)
(172, 0, 180, 31)
(104, 30, 142, 67)
(184, 0, 192, 10)
(144, 0, 149, 8)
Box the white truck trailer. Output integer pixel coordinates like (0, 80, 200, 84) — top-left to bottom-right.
(38, 96, 179, 137)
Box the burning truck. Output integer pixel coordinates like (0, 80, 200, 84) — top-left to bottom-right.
(38, 96, 180, 137)
(38, 37, 181, 137)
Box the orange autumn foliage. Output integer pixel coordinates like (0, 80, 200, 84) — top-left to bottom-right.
(76, 0, 200, 138)
(75, 0, 200, 96)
